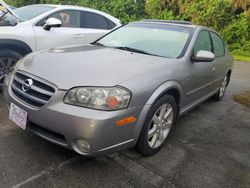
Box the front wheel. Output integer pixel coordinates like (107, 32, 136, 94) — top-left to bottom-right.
(136, 95, 177, 156)
(0, 50, 23, 89)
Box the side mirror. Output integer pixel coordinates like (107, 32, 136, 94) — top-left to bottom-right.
(193, 50, 215, 62)
(43, 18, 62, 31)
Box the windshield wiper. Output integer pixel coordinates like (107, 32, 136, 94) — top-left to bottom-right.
(92, 42, 106, 47)
(113, 46, 154, 56)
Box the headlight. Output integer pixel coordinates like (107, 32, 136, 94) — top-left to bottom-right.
(64, 87, 131, 110)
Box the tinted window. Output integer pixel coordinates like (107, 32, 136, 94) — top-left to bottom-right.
(193, 31, 212, 56)
(39, 10, 81, 28)
(97, 23, 192, 58)
(83, 12, 112, 30)
(106, 19, 116, 29)
(211, 32, 225, 57)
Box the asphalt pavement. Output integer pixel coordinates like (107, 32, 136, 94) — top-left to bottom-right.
(0, 61, 249, 188)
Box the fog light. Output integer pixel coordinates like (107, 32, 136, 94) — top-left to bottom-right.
(76, 139, 91, 153)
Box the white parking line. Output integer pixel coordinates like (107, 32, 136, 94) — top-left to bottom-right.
(12, 171, 47, 188)
(12, 156, 81, 188)
(12, 154, 176, 188)
(12, 152, 176, 188)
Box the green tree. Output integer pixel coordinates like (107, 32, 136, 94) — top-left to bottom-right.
(78, 0, 146, 23)
(231, 0, 250, 12)
(145, 0, 183, 20)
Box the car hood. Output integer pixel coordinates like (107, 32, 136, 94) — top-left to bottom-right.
(18, 45, 175, 90)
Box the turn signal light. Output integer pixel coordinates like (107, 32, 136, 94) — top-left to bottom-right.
(115, 116, 137, 126)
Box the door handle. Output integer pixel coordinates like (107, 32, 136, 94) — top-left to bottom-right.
(74, 34, 84, 39)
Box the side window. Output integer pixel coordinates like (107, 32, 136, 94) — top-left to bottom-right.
(37, 10, 81, 28)
(82, 11, 114, 30)
(211, 32, 225, 57)
(193, 31, 212, 56)
(106, 19, 116, 29)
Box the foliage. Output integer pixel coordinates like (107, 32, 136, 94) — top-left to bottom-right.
(231, 54, 250, 62)
(231, 0, 250, 11)
(4, 0, 250, 59)
(181, 0, 234, 29)
(145, 0, 250, 58)
(221, 12, 250, 51)
(145, 0, 183, 20)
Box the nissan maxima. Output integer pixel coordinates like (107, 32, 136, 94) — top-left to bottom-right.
(3, 20, 233, 156)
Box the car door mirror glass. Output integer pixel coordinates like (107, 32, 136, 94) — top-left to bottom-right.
(43, 18, 62, 31)
(194, 50, 215, 62)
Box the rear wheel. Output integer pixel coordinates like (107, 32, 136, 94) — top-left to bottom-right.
(213, 75, 229, 101)
(136, 95, 177, 156)
(0, 50, 23, 90)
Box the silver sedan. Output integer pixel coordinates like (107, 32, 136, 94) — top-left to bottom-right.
(3, 20, 233, 156)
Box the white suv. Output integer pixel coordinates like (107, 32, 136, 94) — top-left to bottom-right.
(0, 1, 121, 84)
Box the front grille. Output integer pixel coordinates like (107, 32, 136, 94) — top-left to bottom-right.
(11, 71, 55, 108)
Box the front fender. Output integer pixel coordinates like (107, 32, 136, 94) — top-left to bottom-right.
(145, 80, 182, 106)
(132, 80, 182, 145)
(0, 39, 33, 55)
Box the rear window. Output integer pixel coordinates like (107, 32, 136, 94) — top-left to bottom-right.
(211, 32, 225, 57)
(83, 11, 115, 30)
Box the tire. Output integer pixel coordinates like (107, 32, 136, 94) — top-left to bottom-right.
(213, 74, 229, 101)
(0, 50, 23, 90)
(136, 95, 177, 156)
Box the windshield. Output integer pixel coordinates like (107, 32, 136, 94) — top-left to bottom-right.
(1, 5, 54, 23)
(96, 23, 193, 58)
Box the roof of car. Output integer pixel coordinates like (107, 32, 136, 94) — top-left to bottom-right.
(136, 19, 199, 29)
(25, 4, 121, 23)
(37, 4, 107, 13)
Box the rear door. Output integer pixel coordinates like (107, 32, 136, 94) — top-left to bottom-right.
(82, 11, 116, 44)
(33, 10, 85, 51)
(210, 32, 228, 90)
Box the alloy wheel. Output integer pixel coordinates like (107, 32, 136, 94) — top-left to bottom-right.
(147, 103, 174, 149)
(0, 56, 17, 80)
(219, 76, 228, 97)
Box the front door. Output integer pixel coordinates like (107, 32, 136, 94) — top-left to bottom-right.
(33, 10, 85, 51)
(183, 30, 216, 106)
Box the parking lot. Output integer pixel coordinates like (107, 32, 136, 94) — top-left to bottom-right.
(0, 61, 250, 188)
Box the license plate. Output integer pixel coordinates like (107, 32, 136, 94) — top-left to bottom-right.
(9, 103, 28, 130)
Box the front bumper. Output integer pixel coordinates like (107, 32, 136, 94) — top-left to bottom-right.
(3, 80, 146, 156)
